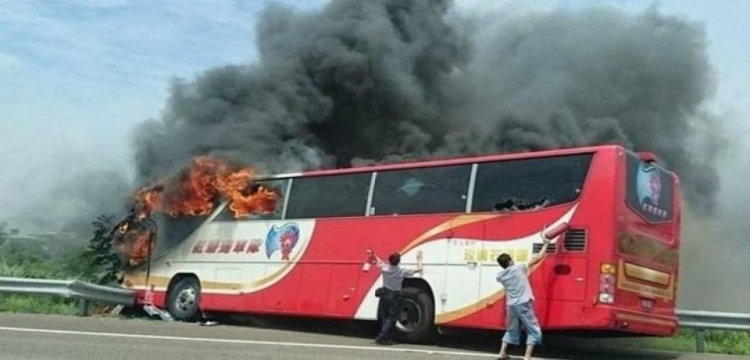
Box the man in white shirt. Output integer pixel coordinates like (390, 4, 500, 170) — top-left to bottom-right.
(495, 235, 551, 360)
(370, 251, 423, 345)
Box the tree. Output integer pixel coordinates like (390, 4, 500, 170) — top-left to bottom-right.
(0, 221, 7, 247)
(80, 214, 122, 285)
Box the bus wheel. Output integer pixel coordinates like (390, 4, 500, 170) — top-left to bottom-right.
(166, 276, 201, 322)
(395, 287, 435, 343)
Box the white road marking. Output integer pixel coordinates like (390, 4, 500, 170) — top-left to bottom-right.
(0, 326, 553, 359)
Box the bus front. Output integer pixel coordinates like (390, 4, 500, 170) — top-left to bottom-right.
(601, 150, 681, 336)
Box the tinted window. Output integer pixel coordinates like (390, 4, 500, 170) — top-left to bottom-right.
(472, 154, 592, 212)
(212, 179, 288, 221)
(285, 173, 371, 219)
(625, 154, 673, 222)
(371, 165, 471, 215)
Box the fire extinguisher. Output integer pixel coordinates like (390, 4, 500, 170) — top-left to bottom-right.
(362, 249, 376, 272)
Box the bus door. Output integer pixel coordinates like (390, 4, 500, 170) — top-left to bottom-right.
(202, 218, 271, 311)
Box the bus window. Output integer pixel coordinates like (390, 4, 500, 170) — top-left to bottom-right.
(285, 173, 371, 219)
(625, 154, 673, 222)
(212, 179, 289, 221)
(472, 154, 592, 212)
(370, 164, 471, 215)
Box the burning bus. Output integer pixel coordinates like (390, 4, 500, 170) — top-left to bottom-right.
(117, 145, 682, 342)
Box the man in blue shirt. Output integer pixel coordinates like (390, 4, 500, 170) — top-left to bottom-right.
(495, 235, 551, 360)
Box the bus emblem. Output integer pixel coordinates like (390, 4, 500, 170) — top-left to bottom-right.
(265, 223, 301, 260)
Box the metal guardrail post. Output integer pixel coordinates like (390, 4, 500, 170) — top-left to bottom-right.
(695, 329, 706, 353)
(76, 299, 90, 317)
(676, 309, 750, 353)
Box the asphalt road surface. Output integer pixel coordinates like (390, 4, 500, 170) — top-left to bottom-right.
(0, 313, 743, 360)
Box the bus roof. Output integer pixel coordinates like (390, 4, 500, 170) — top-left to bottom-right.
(255, 144, 632, 181)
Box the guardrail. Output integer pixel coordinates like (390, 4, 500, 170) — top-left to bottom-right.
(0, 277, 748, 353)
(676, 309, 750, 353)
(0, 276, 135, 315)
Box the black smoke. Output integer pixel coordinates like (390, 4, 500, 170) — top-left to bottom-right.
(133, 0, 722, 212)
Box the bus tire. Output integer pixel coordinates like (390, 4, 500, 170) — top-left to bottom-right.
(395, 287, 435, 343)
(166, 276, 201, 322)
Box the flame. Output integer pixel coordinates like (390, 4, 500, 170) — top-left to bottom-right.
(112, 212, 157, 268)
(128, 230, 155, 266)
(133, 156, 278, 219)
(226, 185, 278, 218)
(114, 156, 279, 268)
(135, 184, 163, 215)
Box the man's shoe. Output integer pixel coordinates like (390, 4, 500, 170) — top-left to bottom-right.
(375, 339, 394, 346)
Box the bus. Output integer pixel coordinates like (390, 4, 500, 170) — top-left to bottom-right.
(120, 144, 682, 342)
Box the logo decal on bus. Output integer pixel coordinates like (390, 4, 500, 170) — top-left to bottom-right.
(265, 222, 301, 261)
(190, 222, 302, 260)
(190, 238, 261, 254)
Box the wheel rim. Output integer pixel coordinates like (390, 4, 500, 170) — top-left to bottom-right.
(174, 286, 197, 312)
(396, 298, 422, 332)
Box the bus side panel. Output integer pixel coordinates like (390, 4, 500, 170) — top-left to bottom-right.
(308, 216, 453, 317)
(261, 262, 303, 313)
(452, 204, 581, 329)
(531, 148, 618, 330)
(468, 148, 618, 331)
(298, 263, 331, 315)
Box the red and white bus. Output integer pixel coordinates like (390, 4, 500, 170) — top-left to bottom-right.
(121, 144, 682, 342)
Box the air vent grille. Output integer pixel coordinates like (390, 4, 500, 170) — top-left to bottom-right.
(563, 229, 587, 251)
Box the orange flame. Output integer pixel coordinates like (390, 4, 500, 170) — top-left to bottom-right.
(135, 184, 163, 215)
(128, 231, 156, 266)
(226, 185, 278, 218)
(134, 156, 278, 219)
(112, 212, 157, 268)
(114, 156, 278, 267)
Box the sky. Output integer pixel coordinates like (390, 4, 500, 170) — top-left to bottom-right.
(0, 0, 748, 228)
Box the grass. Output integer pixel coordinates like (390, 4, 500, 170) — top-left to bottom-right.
(0, 248, 83, 316)
(0, 294, 77, 315)
(606, 329, 750, 356)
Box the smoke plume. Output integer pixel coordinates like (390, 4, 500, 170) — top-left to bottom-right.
(134, 0, 747, 311)
(11, 169, 131, 238)
(132, 0, 722, 213)
(128, 0, 745, 310)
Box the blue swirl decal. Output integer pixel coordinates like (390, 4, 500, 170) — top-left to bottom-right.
(265, 223, 300, 261)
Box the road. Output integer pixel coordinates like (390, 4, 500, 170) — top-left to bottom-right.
(0, 313, 742, 360)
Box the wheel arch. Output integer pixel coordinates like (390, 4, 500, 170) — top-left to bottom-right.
(403, 278, 436, 320)
(165, 273, 201, 307)
(397, 278, 438, 344)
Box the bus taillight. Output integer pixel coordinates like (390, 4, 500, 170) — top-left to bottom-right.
(599, 262, 617, 304)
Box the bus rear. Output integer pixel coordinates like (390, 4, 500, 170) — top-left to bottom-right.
(601, 149, 681, 336)
(478, 146, 681, 337)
